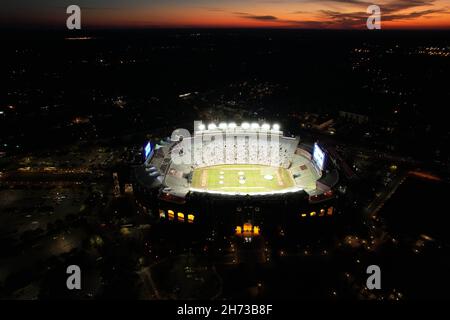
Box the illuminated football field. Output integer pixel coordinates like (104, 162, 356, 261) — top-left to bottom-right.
(191, 164, 295, 194)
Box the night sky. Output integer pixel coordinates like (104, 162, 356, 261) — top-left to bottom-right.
(1, 0, 450, 29)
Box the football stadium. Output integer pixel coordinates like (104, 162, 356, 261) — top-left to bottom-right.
(132, 121, 340, 236)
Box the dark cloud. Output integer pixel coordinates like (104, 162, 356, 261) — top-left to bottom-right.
(246, 15, 279, 20)
(232, 11, 334, 28)
(310, 0, 439, 14)
(311, 0, 448, 28)
(384, 8, 446, 20)
(382, 0, 436, 13)
(228, 0, 449, 29)
(232, 12, 280, 21)
(232, 12, 251, 16)
(319, 7, 447, 28)
(315, 0, 435, 10)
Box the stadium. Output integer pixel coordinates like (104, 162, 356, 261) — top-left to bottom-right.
(132, 121, 340, 237)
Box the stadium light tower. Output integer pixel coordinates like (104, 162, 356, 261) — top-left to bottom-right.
(242, 122, 250, 129)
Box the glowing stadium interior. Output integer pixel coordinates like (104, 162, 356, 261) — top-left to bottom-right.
(137, 121, 336, 200)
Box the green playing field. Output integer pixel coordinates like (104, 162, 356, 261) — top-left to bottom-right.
(191, 164, 294, 194)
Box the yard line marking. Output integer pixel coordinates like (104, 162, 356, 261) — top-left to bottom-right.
(201, 169, 208, 187)
(276, 168, 284, 186)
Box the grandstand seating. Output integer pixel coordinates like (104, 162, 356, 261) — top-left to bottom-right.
(171, 131, 299, 169)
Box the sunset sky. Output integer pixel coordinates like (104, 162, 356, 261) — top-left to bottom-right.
(2, 0, 450, 29)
